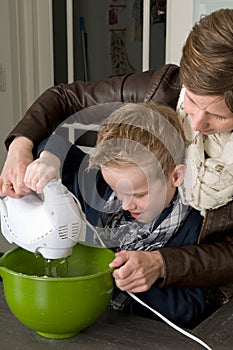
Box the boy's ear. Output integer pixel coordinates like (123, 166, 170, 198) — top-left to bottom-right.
(171, 164, 186, 187)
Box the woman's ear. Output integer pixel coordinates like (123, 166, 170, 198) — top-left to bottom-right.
(171, 164, 186, 187)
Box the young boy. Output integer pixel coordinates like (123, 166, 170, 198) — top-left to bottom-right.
(24, 102, 211, 328)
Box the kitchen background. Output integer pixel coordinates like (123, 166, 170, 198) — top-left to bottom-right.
(0, 0, 233, 251)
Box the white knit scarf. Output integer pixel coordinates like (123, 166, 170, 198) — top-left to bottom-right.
(177, 87, 233, 214)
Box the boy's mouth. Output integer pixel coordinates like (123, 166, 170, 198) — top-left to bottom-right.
(130, 212, 142, 219)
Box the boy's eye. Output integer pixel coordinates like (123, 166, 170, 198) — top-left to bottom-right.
(134, 193, 146, 199)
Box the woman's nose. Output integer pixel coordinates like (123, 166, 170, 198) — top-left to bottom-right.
(190, 110, 209, 131)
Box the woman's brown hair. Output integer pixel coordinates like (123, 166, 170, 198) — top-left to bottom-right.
(180, 8, 233, 112)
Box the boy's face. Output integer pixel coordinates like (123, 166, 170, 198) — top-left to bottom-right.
(101, 164, 179, 224)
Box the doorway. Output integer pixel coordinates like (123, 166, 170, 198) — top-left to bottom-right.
(52, 0, 166, 83)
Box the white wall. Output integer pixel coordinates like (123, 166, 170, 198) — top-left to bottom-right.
(0, 0, 54, 168)
(193, 0, 233, 23)
(0, 0, 53, 252)
(166, 0, 233, 66)
(166, 0, 193, 65)
(0, 1, 14, 171)
(16, 0, 54, 114)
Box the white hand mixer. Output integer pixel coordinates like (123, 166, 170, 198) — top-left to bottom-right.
(0, 179, 87, 259)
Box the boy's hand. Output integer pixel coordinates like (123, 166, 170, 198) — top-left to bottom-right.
(109, 250, 165, 293)
(24, 151, 61, 193)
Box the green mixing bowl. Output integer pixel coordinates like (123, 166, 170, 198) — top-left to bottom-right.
(0, 242, 114, 339)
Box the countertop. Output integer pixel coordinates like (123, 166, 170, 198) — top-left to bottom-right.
(0, 281, 232, 350)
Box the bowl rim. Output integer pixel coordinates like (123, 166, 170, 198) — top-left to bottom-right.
(0, 244, 114, 281)
(0, 266, 114, 281)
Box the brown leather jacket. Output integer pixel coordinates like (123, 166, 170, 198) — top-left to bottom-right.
(5, 64, 233, 299)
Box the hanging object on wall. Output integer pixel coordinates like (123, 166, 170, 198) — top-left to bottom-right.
(109, 7, 118, 25)
(151, 0, 166, 23)
(132, 0, 143, 41)
(110, 29, 135, 76)
(79, 17, 88, 82)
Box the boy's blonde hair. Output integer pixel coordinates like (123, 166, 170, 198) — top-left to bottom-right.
(89, 102, 185, 180)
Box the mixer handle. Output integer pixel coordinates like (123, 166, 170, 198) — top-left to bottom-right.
(42, 178, 69, 204)
(0, 198, 8, 217)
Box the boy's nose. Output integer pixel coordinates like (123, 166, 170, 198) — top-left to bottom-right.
(121, 196, 136, 211)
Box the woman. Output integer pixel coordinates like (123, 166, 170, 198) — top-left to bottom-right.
(0, 9, 233, 307)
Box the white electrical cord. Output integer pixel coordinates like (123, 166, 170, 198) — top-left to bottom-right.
(127, 292, 212, 350)
(70, 191, 212, 350)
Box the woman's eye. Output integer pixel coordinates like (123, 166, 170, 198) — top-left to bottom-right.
(214, 115, 226, 121)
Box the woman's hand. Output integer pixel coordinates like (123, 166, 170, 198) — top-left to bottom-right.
(24, 151, 61, 193)
(109, 250, 165, 293)
(0, 137, 34, 198)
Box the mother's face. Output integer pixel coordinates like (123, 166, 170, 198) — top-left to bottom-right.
(184, 90, 233, 134)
